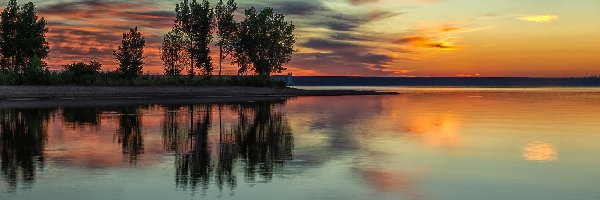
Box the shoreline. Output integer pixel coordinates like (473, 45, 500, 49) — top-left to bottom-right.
(0, 86, 396, 100)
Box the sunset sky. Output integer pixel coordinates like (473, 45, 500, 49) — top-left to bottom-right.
(16, 0, 600, 77)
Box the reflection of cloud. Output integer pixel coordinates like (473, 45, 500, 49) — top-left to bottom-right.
(356, 168, 429, 200)
(523, 142, 557, 161)
(405, 114, 463, 148)
(518, 15, 559, 23)
(360, 169, 408, 192)
(349, 0, 379, 5)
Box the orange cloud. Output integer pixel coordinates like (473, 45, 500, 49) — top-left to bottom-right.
(455, 73, 481, 77)
(396, 35, 458, 50)
(518, 15, 559, 23)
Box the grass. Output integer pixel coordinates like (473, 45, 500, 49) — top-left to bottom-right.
(0, 71, 287, 88)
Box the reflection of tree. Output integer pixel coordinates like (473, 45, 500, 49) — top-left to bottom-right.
(62, 107, 100, 126)
(175, 105, 212, 191)
(116, 107, 143, 164)
(233, 102, 293, 182)
(0, 109, 53, 191)
(162, 105, 188, 152)
(162, 101, 293, 192)
(215, 105, 237, 192)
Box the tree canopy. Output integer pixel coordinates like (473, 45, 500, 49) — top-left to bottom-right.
(0, 0, 49, 74)
(175, 0, 214, 77)
(162, 28, 189, 76)
(114, 27, 146, 79)
(215, 0, 238, 76)
(235, 7, 296, 76)
(165, 0, 296, 77)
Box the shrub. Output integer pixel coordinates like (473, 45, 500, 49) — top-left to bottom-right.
(21, 56, 51, 85)
(62, 61, 102, 85)
(0, 71, 19, 85)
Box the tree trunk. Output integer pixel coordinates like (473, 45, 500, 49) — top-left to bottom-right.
(219, 46, 223, 77)
(189, 57, 194, 79)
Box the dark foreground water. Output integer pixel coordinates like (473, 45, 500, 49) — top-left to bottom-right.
(1, 88, 600, 200)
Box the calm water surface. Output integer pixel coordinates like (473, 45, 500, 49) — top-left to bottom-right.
(1, 88, 599, 200)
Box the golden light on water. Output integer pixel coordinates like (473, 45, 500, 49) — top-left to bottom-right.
(407, 114, 462, 148)
(523, 142, 557, 161)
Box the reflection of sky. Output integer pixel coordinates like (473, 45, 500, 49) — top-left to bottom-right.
(9, 0, 600, 76)
(284, 90, 600, 199)
(2, 89, 600, 199)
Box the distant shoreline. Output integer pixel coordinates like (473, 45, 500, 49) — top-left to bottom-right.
(289, 76, 600, 87)
(0, 86, 396, 101)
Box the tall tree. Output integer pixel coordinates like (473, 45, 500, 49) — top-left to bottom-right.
(215, 0, 237, 76)
(0, 0, 48, 74)
(0, 0, 19, 73)
(114, 27, 145, 79)
(16, 2, 49, 73)
(175, 0, 214, 77)
(162, 28, 189, 76)
(235, 7, 296, 76)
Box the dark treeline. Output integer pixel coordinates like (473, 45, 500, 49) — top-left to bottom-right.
(0, 101, 293, 193)
(0, 0, 295, 86)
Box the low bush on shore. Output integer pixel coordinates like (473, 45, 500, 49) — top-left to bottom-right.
(0, 60, 286, 87)
(0, 72, 286, 87)
(0, 69, 286, 88)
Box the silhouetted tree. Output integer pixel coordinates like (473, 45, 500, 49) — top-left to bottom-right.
(175, 0, 214, 77)
(21, 55, 48, 84)
(62, 61, 102, 84)
(114, 27, 145, 79)
(215, 0, 238, 76)
(162, 29, 189, 76)
(0, 0, 19, 73)
(235, 7, 295, 76)
(0, 0, 49, 74)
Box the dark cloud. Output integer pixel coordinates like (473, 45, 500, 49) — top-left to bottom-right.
(291, 52, 403, 76)
(313, 10, 397, 31)
(426, 42, 453, 49)
(249, 0, 398, 32)
(348, 0, 380, 5)
(293, 38, 403, 75)
(302, 38, 365, 51)
(356, 53, 392, 64)
(313, 13, 361, 31)
(329, 33, 372, 41)
(272, 1, 326, 15)
(396, 36, 428, 44)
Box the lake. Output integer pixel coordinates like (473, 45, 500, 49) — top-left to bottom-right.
(1, 87, 599, 200)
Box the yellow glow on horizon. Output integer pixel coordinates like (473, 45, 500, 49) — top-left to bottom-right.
(518, 15, 559, 23)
